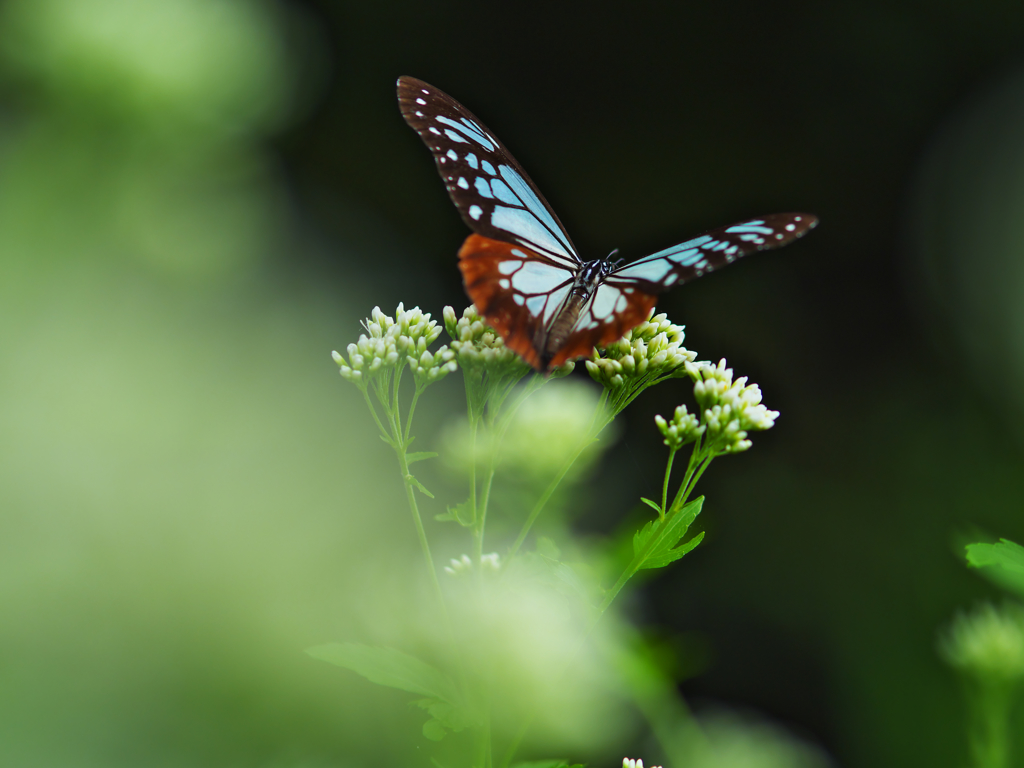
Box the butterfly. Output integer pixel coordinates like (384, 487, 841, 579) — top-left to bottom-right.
(397, 75, 817, 371)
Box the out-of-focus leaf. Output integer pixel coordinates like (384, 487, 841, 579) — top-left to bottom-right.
(966, 538, 1024, 597)
(305, 643, 459, 702)
(437, 498, 475, 527)
(408, 475, 434, 498)
(422, 719, 447, 741)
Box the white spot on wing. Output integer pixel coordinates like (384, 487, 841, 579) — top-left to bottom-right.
(469, 205, 483, 220)
(457, 177, 469, 189)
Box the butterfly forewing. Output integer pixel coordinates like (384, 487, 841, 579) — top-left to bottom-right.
(398, 76, 580, 266)
(611, 213, 817, 292)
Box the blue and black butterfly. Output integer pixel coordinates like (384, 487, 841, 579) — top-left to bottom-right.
(398, 76, 817, 371)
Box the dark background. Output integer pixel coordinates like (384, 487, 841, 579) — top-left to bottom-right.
(279, 2, 1024, 765)
(3, 1, 1024, 766)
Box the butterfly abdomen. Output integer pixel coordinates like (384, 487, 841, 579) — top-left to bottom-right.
(540, 261, 606, 367)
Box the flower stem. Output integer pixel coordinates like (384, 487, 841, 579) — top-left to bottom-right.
(660, 447, 677, 518)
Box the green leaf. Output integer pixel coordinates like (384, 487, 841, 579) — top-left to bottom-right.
(413, 697, 474, 741)
(407, 474, 435, 499)
(640, 497, 663, 516)
(966, 538, 1024, 597)
(510, 762, 585, 768)
(422, 719, 447, 741)
(633, 496, 704, 571)
(444, 498, 475, 527)
(406, 451, 439, 464)
(305, 643, 459, 702)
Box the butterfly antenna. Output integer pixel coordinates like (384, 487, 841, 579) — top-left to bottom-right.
(606, 248, 624, 269)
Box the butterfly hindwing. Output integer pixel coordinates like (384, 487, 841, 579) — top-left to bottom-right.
(546, 279, 658, 369)
(398, 76, 580, 266)
(610, 213, 817, 292)
(458, 234, 577, 369)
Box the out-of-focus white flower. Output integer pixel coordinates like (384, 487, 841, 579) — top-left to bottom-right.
(499, 379, 611, 481)
(623, 758, 662, 768)
(444, 552, 501, 576)
(940, 602, 1024, 682)
(587, 311, 696, 390)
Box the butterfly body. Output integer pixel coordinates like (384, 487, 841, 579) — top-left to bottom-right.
(398, 76, 818, 371)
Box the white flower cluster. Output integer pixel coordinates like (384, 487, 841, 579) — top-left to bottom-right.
(442, 304, 531, 373)
(332, 303, 456, 388)
(586, 312, 696, 389)
(443, 552, 501, 576)
(686, 358, 778, 453)
(655, 404, 704, 449)
(622, 758, 661, 768)
(940, 602, 1024, 682)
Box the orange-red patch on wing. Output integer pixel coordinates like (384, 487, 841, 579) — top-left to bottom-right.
(458, 234, 557, 370)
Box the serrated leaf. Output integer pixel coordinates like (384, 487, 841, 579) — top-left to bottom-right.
(407, 474, 435, 498)
(966, 539, 1024, 597)
(305, 643, 459, 702)
(406, 451, 438, 464)
(434, 511, 456, 522)
(633, 497, 704, 571)
(640, 497, 663, 516)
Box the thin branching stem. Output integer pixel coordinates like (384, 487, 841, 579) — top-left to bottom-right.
(660, 448, 677, 518)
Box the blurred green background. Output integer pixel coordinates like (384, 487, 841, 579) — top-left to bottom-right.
(2, 0, 1024, 766)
